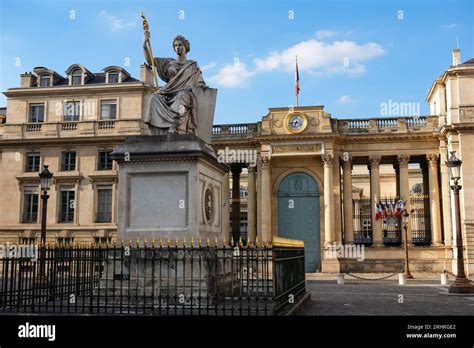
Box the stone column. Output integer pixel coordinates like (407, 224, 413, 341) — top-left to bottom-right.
(342, 154, 354, 243)
(322, 153, 335, 245)
(398, 154, 411, 244)
(427, 153, 443, 245)
(420, 161, 432, 236)
(231, 166, 242, 243)
(260, 156, 272, 242)
(256, 157, 261, 242)
(222, 171, 230, 241)
(353, 199, 361, 235)
(369, 156, 382, 245)
(393, 163, 400, 198)
(247, 166, 257, 243)
(439, 143, 453, 246)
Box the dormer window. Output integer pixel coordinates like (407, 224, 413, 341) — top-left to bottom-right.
(39, 75, 51, 87)
(71, 69, 82, 85)
(108, 72, 119, 83)
(103, 66, 130, 84)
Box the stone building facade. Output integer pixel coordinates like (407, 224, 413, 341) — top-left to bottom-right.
(0, 50, 473, 274)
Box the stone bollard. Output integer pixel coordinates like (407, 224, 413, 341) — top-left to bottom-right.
(399, 273, 407, 285)
(336, 273, 345, 285)
(441, 273, 449, 285)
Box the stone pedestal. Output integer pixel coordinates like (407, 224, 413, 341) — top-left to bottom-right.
(111, 134, 229, 241)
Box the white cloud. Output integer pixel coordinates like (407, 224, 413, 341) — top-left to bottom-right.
(208, 34, 385, 88)
(200, 62, 217, 72)
(254, 39, 385, 76)
(100, 11, 137, 32)
(315, 30, 338, 39)
(337, 95, 354, 104)
(207, 62, 254, 87)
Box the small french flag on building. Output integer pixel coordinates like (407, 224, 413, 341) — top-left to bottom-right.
(295, 56, 300, 106)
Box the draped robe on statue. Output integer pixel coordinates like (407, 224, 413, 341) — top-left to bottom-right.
(144, 58, 206, 134)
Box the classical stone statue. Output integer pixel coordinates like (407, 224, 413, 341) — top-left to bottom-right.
(143, 32, 208, 135)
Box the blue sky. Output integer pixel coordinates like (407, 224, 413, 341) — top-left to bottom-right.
(0, 0, 472, 123)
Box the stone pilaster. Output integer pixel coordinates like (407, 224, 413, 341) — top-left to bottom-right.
(247, 166, 257, 243)
(398, 154, 411, 244)
(342, 154, 354, 244)
(322, 153, 335, 245)
(369, 156, 382, 245)
(427, 153, 443, 245)
(260, 156, 272, 242)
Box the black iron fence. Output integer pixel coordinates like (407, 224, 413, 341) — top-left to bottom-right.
(410, 194, 432, 245)
(0, 238, 305, 316)
(353, 198, 373, 245)
(353, 195, 432, 246)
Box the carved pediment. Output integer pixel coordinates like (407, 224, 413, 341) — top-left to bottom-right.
(261, 106, 333, 135)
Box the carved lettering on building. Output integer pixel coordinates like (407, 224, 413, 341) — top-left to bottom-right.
(272, 143, 323, 155)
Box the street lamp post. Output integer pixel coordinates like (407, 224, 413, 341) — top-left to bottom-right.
(446, 151, 474, 294)
(38, 165, 53, 281)
(402, 210, 413, 279)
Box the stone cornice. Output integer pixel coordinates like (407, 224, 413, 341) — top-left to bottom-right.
(3, 82, 149, 98)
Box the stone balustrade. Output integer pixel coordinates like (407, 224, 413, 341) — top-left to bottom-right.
(211, 116, 438, 140)
(0, 119, 143, 140)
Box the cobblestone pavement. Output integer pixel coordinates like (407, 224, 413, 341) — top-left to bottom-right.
(303, 273, 474, 315)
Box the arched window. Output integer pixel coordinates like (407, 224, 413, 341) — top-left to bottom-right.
(71, 69, 82, 85)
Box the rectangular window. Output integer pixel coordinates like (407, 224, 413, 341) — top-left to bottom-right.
(94, 237, 112, 245)
(40, 76, 51, 87)
(29, 104, 44, 123)
(96, 187, 113, 222)
(25, 152, 40, 172)
(57, 237, 74, 246)
(72, 75, 81, 85)
(98, 151, 113, 170)
(100, 100, 117, 120)
(20, 237, 36, 245)
(63, 101, 80, 121)
(59, 187, 75, 223)
(108, 73, 119, 83)
(22, 186, 39, 223)
(61, 151, 76, 171)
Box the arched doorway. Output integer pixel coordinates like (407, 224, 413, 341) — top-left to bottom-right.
(277, 172, 320, 272)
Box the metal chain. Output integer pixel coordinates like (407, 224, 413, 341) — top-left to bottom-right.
(345, 272, 398, 281)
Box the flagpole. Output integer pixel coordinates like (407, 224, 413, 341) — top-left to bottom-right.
(141, 12, 160, 90)
(295, 55, 299, 109)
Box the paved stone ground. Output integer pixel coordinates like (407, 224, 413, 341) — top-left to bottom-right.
(303, 273, 474, 315)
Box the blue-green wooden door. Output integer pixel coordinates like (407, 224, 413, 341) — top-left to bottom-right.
(277, 172, 320, 272)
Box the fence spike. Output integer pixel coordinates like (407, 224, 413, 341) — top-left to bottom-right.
(175, 237, 179, 247)
(239, 236, 243, 247)
(215, 237, 218, 247)
(183, 237, 186, 247)
(159, 237, 163, 247)
(199, 237, 202, 247)
(136, 238, 140, 247)
(191, 237, 194, 247)
(144, 238, 148, 247)
(206, 237, 210, 247)
(223, 236, 226, 246)
(167, 238, 171, 247)
(231, 235, 234, 245)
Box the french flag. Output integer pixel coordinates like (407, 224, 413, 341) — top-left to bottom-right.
(295, 57, 300, 98)
(375, 202, 382, 221)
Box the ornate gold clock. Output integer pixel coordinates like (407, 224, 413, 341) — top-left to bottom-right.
(284, 111, 308, 134)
